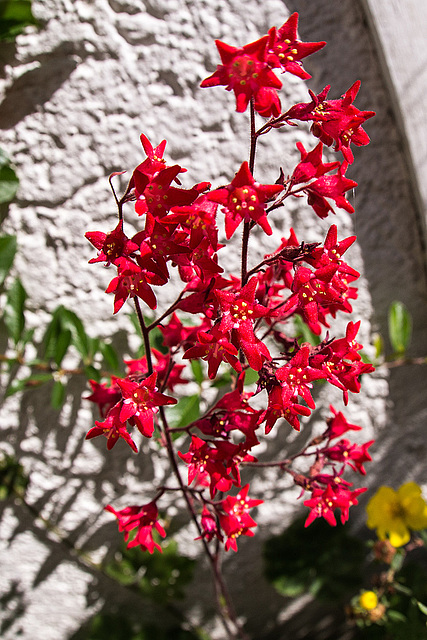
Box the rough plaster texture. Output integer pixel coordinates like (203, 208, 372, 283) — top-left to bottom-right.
(0, 0, 426, 639)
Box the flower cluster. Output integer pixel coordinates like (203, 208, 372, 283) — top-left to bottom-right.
(84, 12, 375, 561)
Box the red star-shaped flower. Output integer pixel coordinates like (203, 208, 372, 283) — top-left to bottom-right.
(201, 36, 282, 113)
(209, 161, 283, 239)
(116, 372, 177, 437)
(267, 13, 326, 80)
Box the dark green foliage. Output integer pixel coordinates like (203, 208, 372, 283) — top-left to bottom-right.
(0, 0, 38, 41)
(0, 453, 29, 500)
(105, 539, 196, 605)
(82, 612, 202, 640)
(264, 516, 366, 601)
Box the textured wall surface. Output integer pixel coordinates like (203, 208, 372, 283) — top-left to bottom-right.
(0, 0, 426, 639)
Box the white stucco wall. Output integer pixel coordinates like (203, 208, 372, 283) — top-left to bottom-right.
(1, 1, 426, 639)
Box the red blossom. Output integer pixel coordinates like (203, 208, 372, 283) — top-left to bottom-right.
(304, 483, 366, 527)
(266, 13, 326, 80)
(105, 501, 166, 553)
(201, 36, 282, 114)
(85, 378, 121, 418)
(183, 325, 242, 379)
(86, 220, 139, 266)
(209, 161, 283, 238)
(117, 372, 177, 437)
(218, 484, 263, 551)
(285, 82, 375, 163)
(85, 403, 138, 452)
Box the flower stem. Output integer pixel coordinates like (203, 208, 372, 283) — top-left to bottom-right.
(158, 407, 248, 640)
(134, 297, 153, 375)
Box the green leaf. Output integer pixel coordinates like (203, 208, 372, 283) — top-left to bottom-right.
(0, 164, 19, 203)
(105, 539, 196, 606)
(387, 610, 407, 623)
(0, 454, 29, 500)
(244, 368, 258, 386)
(84, 364, 101, 382)
(51, 379, 66, 410)
(388, 301, 412, 355)
(0, 0, 39, 41)
(53, 327, 72, 367)
(41, 305, 64, 359)
(293, 314, 321, 346)
(167, 395, 200, 430)
(100, 341, 121, 375)
(372, 332, 384, 360)
(190, 359, 204, 385)
(416, 601, 427, 616)
(3, 276, 27, 344)
(0, 234, 17, 286)
(59, 308, 90, 359)
(6, 372, 53, 396)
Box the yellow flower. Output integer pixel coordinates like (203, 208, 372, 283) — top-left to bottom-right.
(366, 482, 427, 547)
(359, 590, 378, 611)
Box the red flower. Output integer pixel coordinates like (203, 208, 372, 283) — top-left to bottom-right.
(85, 403, 138, 452)
(201, 36, 282, 113)
(215, 277, 271, 370)
(325, 405, 362, 439)
(304, 163, 358, 218)
(85, 378, 121, 418)
(183, 325, 242, 379)
(105, 257, 166, 313)
(125, 349, 188, 392)
(117, 372, 177, 437)
(286, 82, 375, 163)
(323, 439, 374, 475)
(275, 344, 327, 409)
(134, 165, 202, 218)
(267, 13, 326, 80)
(86, 220, 139, 266)
(209, 161, 283, 238)
(260, 383, 311, 433)
(105, 501, 166, 553)
(304, 483, 366, 527)
(178, 435, 234, 497)
(218, 484, 263, 551)
(290, 141, 340, 185)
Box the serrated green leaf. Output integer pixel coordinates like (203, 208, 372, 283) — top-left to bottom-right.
(167, 395, 199, 430)
(0, 164, 19, 203)
(388, 301, 412, 355)
(190, 359, 204, 385)
(0, 234, 17, 286)
(6, 372, 53, 396)
(3, 276, 27, 344)
(20, 326, 35, 346)
(51, 379, 66, 410)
